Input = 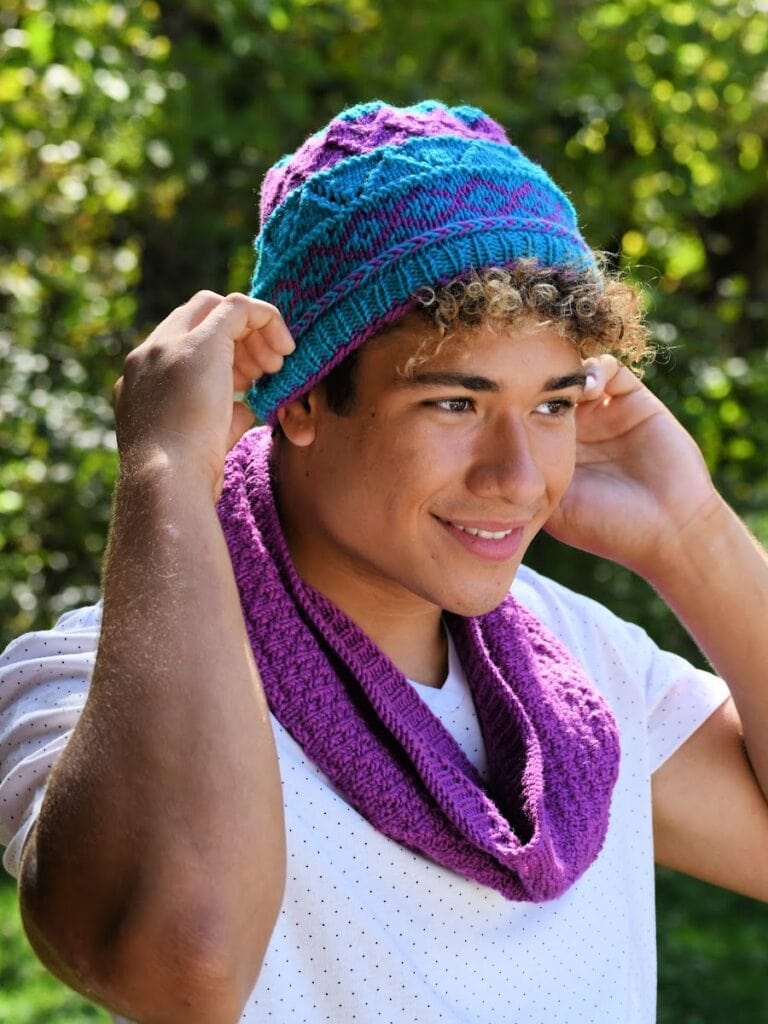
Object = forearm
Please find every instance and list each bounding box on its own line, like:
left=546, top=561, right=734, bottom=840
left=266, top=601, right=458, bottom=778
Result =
left=20, top=458, right=285, bottom=1023
left=647, top=494, right=768, bottom=797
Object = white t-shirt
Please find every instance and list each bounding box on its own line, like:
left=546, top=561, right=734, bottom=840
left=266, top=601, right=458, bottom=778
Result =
left=0, top=565, right=728, bottom=1024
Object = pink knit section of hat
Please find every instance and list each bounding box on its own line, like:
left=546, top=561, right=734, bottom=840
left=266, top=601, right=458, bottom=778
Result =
left=259, top=100, right=511, bottom=225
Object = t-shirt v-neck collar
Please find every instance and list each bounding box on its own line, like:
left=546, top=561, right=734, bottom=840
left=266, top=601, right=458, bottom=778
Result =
left=406, top=630, right=468, bottom=716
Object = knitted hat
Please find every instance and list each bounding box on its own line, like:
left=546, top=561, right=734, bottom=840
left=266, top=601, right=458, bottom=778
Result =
left=246, top=99, right=596, bottom=421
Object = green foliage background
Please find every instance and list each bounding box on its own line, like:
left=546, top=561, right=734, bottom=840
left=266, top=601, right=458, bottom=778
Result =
left=1, top=0, right=767, bottom=1020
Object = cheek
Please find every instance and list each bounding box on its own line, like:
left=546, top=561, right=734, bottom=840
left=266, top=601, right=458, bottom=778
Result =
left=314, top=429, right=411, bottom=526
left=540, top=429, right=577, bottom=501
left=366, top=433, right=456, bottom=525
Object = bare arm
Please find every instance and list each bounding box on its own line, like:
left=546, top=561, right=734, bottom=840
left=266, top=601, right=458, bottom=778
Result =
left=546, top=357, right=768, bottom=899
left=19, top=292, right=295, bottom=1023
left=648, top=499, right=768, bottom=899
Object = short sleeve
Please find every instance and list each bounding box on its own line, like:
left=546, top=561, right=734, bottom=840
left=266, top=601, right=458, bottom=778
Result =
left=0, top=604, right=101, bottom=878
left=643, top=644, right=729, bottom=772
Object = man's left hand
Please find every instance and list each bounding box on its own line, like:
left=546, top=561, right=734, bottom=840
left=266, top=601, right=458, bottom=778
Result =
left=545, top=355, right=719, bottom=580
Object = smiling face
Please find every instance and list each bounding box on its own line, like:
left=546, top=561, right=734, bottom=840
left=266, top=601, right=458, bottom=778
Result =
left=275, top=316, right=585, bottom=624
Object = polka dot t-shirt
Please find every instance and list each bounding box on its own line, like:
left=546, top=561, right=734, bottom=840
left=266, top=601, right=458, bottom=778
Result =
left=0, top=565, right=728, bottom=1024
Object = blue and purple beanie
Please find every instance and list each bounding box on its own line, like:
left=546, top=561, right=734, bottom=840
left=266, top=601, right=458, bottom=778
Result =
left=246, top=100, right=596, bottom=421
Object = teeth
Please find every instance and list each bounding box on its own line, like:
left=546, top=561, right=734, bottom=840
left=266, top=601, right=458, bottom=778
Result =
left=452, top=523, right=513, bottom=540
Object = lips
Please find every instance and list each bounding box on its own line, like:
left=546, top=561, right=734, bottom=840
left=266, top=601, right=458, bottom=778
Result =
left=435, top=516, right=527, bottom=563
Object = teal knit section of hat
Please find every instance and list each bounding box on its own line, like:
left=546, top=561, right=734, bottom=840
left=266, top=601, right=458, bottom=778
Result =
left=246, top=100, right=596, bottom=421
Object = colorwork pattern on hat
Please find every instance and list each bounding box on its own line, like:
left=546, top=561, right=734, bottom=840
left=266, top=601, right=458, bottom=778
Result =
left=247, top=100, right=596, bottom=421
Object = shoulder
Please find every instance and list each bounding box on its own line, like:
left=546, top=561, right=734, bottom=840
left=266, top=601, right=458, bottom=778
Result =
left=512, top=564, right=729, bottom=769
left=1, top=602, right=101, bottom=729
left=1, top=603, right=101, bottom=877
left=511, top=563, right=650, bottom=660
left=1, top=602, right=102, bottom=677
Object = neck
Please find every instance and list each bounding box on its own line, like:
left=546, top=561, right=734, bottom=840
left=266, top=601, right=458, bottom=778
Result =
left=287, top=529, right=448, bottom=686
left=275, top=462, right=447, bottom=688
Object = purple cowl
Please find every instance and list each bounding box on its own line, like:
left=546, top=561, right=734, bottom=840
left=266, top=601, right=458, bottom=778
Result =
left=217, top=428, right=621, bottom=902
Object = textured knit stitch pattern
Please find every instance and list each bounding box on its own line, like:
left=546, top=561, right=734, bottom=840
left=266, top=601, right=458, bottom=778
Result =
left=246, top=100, right=598, bottom=421
left=217, top=427, right=621, bottom=901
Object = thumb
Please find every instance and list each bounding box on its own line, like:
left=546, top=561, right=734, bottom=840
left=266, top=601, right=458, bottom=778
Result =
left=227, top=401, right=257, bottom=451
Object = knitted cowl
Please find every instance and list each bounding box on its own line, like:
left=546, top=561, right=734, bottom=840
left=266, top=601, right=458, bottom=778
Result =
left=246, top=100, right=598, bottom=421
left=217, top=427, right=621, bottom=902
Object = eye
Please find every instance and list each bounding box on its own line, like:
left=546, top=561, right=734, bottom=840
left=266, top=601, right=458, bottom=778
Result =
left=431, top=397, right=475, bottom=414
left=535, top=398, right=575, bottom=417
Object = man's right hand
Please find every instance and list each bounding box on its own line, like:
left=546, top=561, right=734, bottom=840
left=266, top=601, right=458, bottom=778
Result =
left=112, top=291, right=295, bottom=499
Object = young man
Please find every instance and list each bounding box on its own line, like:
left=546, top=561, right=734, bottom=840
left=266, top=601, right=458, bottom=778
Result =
left=2, top=101, right=768, bottom=1024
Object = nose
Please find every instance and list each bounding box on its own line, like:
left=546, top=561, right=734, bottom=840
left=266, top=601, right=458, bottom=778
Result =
left=464, top=416, right=547, bottom=508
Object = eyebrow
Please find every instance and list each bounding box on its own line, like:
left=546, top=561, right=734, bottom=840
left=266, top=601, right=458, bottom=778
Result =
left=543, top=372, right=588, bottom=391
left=398, top=370, right=588, bottom=392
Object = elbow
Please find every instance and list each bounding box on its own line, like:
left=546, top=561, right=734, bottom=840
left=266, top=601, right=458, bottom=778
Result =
left=96, top=905, right=277, bottom=1024
left=20, top=848, right=285, bottom=1024
left=101, top=920, right=268, bottom=1024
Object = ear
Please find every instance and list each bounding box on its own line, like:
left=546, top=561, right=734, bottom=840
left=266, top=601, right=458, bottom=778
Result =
left=276, top=392, right=318, bottom=448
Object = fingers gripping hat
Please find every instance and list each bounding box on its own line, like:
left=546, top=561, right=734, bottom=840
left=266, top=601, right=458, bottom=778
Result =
left=246, top=99, right=596, bottom=421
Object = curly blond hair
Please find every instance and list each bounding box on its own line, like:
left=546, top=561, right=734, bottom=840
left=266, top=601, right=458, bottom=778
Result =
left=322, top=259, right=650, bottom=414
left=405, top=259, right=649, bottom=371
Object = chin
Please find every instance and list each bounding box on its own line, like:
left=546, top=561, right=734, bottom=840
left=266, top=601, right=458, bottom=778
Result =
left=432, top=579, right=517, bottom=619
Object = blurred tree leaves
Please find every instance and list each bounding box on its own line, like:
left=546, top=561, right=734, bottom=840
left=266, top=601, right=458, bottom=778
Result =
left=1, top=0, right=173, bottom=640
left=1, top=0, right=766, bottom=658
